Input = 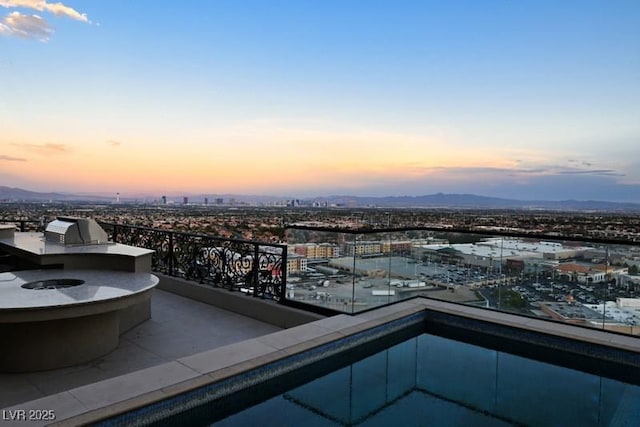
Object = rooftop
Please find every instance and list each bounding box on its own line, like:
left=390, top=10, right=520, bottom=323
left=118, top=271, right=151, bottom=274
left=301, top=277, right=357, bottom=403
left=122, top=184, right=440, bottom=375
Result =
left=1, top=223, right=639, bottom=424
left=2, top=294, right=639, bottom=426
left=0, top=288, right=282, bottom=409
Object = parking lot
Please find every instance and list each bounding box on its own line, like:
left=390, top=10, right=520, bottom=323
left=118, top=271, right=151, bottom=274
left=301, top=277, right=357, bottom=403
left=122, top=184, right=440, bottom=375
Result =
left=289, top=255, right=638, bottom=313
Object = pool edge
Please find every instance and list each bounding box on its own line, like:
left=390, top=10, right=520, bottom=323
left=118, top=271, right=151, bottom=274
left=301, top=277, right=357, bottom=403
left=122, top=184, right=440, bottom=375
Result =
left=15, top=297, right=640, bottom=426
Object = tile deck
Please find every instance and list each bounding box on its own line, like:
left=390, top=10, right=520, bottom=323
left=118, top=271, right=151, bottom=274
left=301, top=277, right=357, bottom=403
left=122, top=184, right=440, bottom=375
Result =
left=0, top=289, right=282, bottom=409
left=2, top=292, right=638, bottom=427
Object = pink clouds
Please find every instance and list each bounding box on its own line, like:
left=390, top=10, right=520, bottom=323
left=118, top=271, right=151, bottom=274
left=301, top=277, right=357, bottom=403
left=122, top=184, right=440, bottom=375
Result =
left=0, top=0, right=89, bottom=41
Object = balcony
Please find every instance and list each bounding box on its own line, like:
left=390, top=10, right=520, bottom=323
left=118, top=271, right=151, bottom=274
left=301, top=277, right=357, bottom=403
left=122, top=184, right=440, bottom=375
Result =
left=0, top=222, right=317, bottom=409
left=0, top=221, right=638, bottom=425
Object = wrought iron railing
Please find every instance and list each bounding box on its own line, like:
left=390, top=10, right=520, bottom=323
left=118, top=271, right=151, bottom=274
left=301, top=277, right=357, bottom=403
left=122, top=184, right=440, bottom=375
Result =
left=101, top=223, right=287, bottom=301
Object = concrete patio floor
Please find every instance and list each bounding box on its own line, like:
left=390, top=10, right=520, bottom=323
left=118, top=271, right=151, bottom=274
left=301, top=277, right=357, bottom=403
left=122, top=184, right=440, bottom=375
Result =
left=0, top=289, right=282, bottom=408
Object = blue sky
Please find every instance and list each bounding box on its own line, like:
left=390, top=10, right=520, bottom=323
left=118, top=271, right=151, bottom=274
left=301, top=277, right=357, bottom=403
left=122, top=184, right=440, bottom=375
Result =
left=1, top=1, right=639, bottom=201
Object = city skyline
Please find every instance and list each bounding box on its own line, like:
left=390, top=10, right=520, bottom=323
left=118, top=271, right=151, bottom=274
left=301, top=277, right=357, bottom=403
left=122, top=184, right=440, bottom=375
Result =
left=1, top=1, right=639, bottom=202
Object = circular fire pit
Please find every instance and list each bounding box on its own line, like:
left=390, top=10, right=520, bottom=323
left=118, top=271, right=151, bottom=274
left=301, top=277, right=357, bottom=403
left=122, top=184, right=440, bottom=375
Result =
left=21, top=278, right=85, bottom=290
left=0, top=269, right=158, bottom=372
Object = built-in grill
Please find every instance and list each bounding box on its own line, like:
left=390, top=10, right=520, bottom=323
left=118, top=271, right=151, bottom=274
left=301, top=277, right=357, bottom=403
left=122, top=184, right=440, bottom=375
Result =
left=45, top=216, right=109, bottom=245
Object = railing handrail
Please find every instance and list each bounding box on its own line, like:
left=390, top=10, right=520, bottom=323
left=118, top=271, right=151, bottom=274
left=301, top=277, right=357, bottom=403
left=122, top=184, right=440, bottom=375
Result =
left=3, top=218, right=637, bottom=246
left=100, top=221, right=288, bottom=250
left=284, top=224, right=640, bottom=246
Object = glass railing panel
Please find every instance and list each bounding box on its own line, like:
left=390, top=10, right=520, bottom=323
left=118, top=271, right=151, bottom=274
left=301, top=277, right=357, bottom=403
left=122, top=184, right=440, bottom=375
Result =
left=353, top=230, right=435, bottom=311
left=285, top=225, right=640, bottom=337
left=350, top=231, right=395, bottom=313
left=284, top=228, right=357, bottom=313
left=393, top=230, right=496, bottom=310
left=587, top=242, right=639, bottom=335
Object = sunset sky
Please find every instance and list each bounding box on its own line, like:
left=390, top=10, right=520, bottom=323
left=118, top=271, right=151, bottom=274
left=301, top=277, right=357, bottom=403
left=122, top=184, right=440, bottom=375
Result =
left=1, top=1, right=639, bottom=201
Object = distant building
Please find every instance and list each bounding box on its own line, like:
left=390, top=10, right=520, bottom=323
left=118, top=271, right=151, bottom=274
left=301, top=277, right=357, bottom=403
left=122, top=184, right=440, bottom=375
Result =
left=555, top=262, right=626, bottom=284
left=342, top=239, right=435, bottom=258
left=342, top=241, right=382, bottom=257
left=540, top=297, right=640, bottom=335
left=583, top=299, right=640, bottom=335
left=291, top=243, right=340, bottom=259
left=161, top=195, right=167, bottom=205
left=539, top=301, right=603, bottom=325
left=287, top=254, right=307, bottom=273
left=414, top=237, right=592, bottom=273
left=204, top=198, right=208, bottom=205
left=617, top=274, right=640, bottom=291
left=183, top=197, right=188, bottom=205
left=381, top=240, right=414, bottom=254
left=215, top=198, right=224, bottom=205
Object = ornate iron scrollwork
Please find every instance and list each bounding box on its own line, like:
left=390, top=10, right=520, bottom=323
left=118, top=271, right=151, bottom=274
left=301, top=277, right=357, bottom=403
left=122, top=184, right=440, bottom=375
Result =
left=104, top=223, right=286, bottom=301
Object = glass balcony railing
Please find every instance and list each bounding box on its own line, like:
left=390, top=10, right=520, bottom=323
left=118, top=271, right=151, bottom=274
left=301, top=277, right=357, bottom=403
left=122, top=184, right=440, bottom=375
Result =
left=285, top=226, right=640, bottom=336
left=3, top=218, right=638, bottom=337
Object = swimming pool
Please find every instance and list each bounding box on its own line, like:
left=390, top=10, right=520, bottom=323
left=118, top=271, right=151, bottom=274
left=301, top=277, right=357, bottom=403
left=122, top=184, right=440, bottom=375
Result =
left=187, top=331, right=636, bottom=427
left=90, top=300, right=639, bottom=427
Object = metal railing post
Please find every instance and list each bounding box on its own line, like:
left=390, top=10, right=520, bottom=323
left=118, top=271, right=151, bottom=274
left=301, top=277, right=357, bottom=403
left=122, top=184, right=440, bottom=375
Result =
left=168, top=231, right=174, bottom=276
left=252, top=244, right=260, bottom=297
left=280, top=249, right=287, bottom=302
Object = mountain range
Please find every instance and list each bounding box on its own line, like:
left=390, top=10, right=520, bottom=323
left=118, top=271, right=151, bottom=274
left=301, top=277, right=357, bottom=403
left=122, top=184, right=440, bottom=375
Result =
left=1, top=186, right=639, bottom=211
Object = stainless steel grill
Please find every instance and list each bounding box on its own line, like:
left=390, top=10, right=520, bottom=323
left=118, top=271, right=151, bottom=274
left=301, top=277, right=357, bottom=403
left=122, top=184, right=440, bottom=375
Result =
left=45, top=217, right=109, bottom=245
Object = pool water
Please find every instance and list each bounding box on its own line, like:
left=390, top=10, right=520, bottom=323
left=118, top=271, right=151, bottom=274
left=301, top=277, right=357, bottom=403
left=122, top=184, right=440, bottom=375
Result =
left=211, top=333, right=639, bottom=427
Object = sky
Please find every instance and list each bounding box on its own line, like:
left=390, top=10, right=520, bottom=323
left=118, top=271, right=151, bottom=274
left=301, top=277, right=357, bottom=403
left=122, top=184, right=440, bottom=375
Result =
left=1, top=1, right=639, bottom=202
